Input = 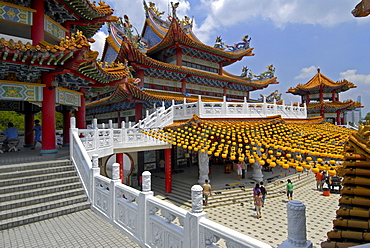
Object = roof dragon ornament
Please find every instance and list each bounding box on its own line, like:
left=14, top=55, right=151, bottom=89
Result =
left=226, top=35, right=251, bottom=51
left=254, top=64, right=275, bottom=80
left=240, top=66, right=253, bottom=79
left=148, top=2, right=165, bottom=17
left=260, top=90, right=282, bottom=102
left=214, top=36, right=226, bottom=50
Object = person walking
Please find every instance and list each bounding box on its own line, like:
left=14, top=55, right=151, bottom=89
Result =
left=202, top=179, right=212, bottom=206
left=260, top=181, right=267, bottom=207
left=254, top=192, right=263, bottom=219
left=286, top=179, right=293, bottom=201
left=29, top=120, right=42, bottom=149
left=237, top=161, right=243, bottom=180
left=315, top=171, right=324, bottom=191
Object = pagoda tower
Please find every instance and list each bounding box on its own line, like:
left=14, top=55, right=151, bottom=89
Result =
left=287, top=68, right=362, bottom=125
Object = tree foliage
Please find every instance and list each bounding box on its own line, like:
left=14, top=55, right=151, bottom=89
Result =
left=0, top=111, right=64, bottom=132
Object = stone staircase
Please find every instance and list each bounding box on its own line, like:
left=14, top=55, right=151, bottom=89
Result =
left=0, top=159, right=90, bottom=230
left=151, top=171, right=315, bottom=210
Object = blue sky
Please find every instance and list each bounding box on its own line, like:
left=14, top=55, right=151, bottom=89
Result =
left=92, top=0, right=370, bottom=118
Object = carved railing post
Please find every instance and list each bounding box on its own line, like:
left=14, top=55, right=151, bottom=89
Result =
left=278, top=200, right=312, bottom=248
left=137, top=171, right=153, bottom=247
left=90, top=154, right=100, bottom=204
left=109, top=163, right=120, bottom=220
left=184, top=185, right=207, bottom=248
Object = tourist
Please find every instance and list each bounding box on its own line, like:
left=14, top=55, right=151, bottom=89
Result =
left=260, top=181, right=267, bottom=207
left=29, top=120, right=42, bottom=149
left=1, top=122, right=19, bottom=151
left=241, top=160, right=247, bottom=179
left=254, top=191, right=263, bottom=219
left=286, top=179, right=293, bottom=201
left=315, top=171, right=324, bottom=191
left=237, top=161, right=243, bottom=180
left=202, top=179, right=212, bottom=206
left=253, top=183, right=261, bottom=199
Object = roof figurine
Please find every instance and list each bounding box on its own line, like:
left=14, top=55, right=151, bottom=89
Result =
left=148, top=1, right=165, bottom=17
left=226, top=35, right=251, bottom=51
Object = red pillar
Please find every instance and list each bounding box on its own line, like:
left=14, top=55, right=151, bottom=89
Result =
left=319, top=87, right=323, bottom=102
left=332, top=91, right=335, bottom=102
left=63, top=111, right=71, bottom=146
left=135, top=103, right=143, bottom=123
left=218, top=62, right=223, bottom=75
left=41, top=73, right=57, bottom=155
left=176, top=46, right=182, bottom=66
left=24, top=113, right=34, bottom=147
left=165, top=148, right=172, bottom=193
left=223, top=86, right=227, bottom=97
left=181, top=78, right=186, bottom=93
left=341, top=116, right=345, bottom=125
left=76, top=88, right=86, bottom=129
left=137, top=69, right=144, bottom=87
left=116, top=153, right=124, bottom=184
left=336, top=110, right=341, bottom=125
left=31, top=0, right=45, bottom=45
left=117, top=111, right=122, bottom=128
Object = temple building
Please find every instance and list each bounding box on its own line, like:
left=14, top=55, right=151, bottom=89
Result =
left=0, top=0, right=128, bottom=154
left=287, top=68, right=363, bottom=125
left=88, top=1, right=278, bottom=124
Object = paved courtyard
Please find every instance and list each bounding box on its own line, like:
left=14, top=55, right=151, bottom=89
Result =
left=204, top=179, right=340, bottom=248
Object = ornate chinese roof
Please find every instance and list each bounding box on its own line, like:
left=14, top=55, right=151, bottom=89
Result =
left=0, top=32, right=129, bottom=89
left=53, top=0, right=119, bottom=38
left=116, top=35, right=278, bottom=91
left=322, top=123, right=370, bottom=248
left=306, top=100, right=363, bottom=113
left=86, top=80, right=224, bottom=110
left=287, top=68, right=356, bottom=95
left=144, top=11, right=254, bottom=66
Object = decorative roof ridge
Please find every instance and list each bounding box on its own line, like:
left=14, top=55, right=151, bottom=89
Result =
left=146, top=12, right=254, bottom=60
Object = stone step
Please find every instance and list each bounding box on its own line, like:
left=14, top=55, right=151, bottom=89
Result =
left=0, top=165, right=75, bottom=180
left=0, top=188, right=87, bottom=211
left=0, top=182, right=83, bottom=202
left=0, top=170, right=78, bottom=187
left=0, top=158, right=90, bottom=230
left=0, top=195, right=88, bottom=221
left=0, top=201, right=90, bottom=231
left=0, top=176, right=80, bottom=194
left=0, top=159, right=72, bottom=173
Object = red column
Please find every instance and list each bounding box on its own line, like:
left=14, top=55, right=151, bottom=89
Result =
left=218, top=62, right=223, bottom=75
left=165, top=148, right=172, bottom=193
left=336, top=110, right=340, bottom=125
left=176, top=47, right=182, bottom=66
left=116, top=153, right=124, bottom=184
left=341, top=116, right=345, bottom=125
left=137, top=69, right=144, bottom=87
left=319, top=87, right=323, bottom=102
left=24, top=113, right=34, bottom=147
left=332, top=91, right=335, bottom=102
left=63, top=111, right=71, bottom=146
left=31, top=0, right=45, bottom=45
left=181, top=78, right=186, bottom=93
left=76, top=88, right=86, bottom=129
left=41, top=73, right=57, bottom=155
left=135, top=103, right=143, bottom=123
left=223, top=86, right=227, bottom=97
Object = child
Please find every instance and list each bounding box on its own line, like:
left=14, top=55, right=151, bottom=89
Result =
left=254, top=192, right=263, bottom=219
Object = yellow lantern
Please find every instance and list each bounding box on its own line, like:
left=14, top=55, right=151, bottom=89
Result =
left=286, top=153, right=292, bottom=158
left=282, top=163, right=289, bottom=169
left=270, top=162, right=276, bottom=167
left=259, top=160, right=265, bottom=166
left=328, top=169, right=336, bottom=176
left=317, top=158, right=323, bottom=163
left=329, top=160, right=336, bottom=165
left=276, top=152, right=282, bottom=157
left=222, top=153, right=227, bottom=158
left=296, top=166, right=304, bottom=172
left=312, top=167, right=319, bottom=174
left=306, top=157, right=312, bottom=161
left=249, top=158, right=255, bottom=164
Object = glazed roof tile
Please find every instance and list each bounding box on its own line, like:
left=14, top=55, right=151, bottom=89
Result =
left=0, top=32, right=128, bottom=85
left=86, top=82, right=224, bottom=110
left=145, top=16, right=254, bottom=63
left=287, top=69, right=356, bottom=95
left=306, top=100, right=363, bottom=112
left=117, top=36, right=278, bottom=90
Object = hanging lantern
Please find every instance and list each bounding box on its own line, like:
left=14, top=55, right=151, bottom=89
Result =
left=249, top=158, right=255, bottom=164
left=270, top=162, right=276, bottom=167
left=296, top=166, right=304, bottom=172
left=329, top=160, right=336, bottom=165
left=312, top=167, right=319, bottom=174
left=282, top=163, right=289, bottom=169
left=317, top=158, right=323, bottom=163
left=306, top=157, right=312, bottom=161
left=328, top=169, right=336, bottom=176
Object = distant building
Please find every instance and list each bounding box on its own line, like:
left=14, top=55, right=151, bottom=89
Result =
left=345, top=95, right=363, bottom=124
left=287, top=68, right=363, bottom=125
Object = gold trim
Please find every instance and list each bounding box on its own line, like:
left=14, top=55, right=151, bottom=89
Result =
left=0, top=1, right=36, bottom=12
left=56, top=87, right=83, bottom=95
left=44, top=15, right=68, bottom=32
left=0, top=80, right=44, bottom=87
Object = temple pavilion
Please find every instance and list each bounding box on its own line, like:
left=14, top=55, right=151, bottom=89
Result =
left=287, top=68, right=363, bottom=125
left=87, top=1, right=279, bottom=124
left=0, top=0, right=128, bottom=154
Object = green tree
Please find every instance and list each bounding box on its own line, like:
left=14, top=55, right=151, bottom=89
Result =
left=365, top=112, right=370, bottom=121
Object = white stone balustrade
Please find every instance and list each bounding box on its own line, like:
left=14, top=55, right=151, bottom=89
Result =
left=70, top=117, right=314, bottom=248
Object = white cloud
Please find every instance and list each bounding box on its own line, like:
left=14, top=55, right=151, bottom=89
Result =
left=90, top=31, right=107, bottom=59
left=294, top=66, right=318, bottom=80
left=339, top=69, right=370, bottom=85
